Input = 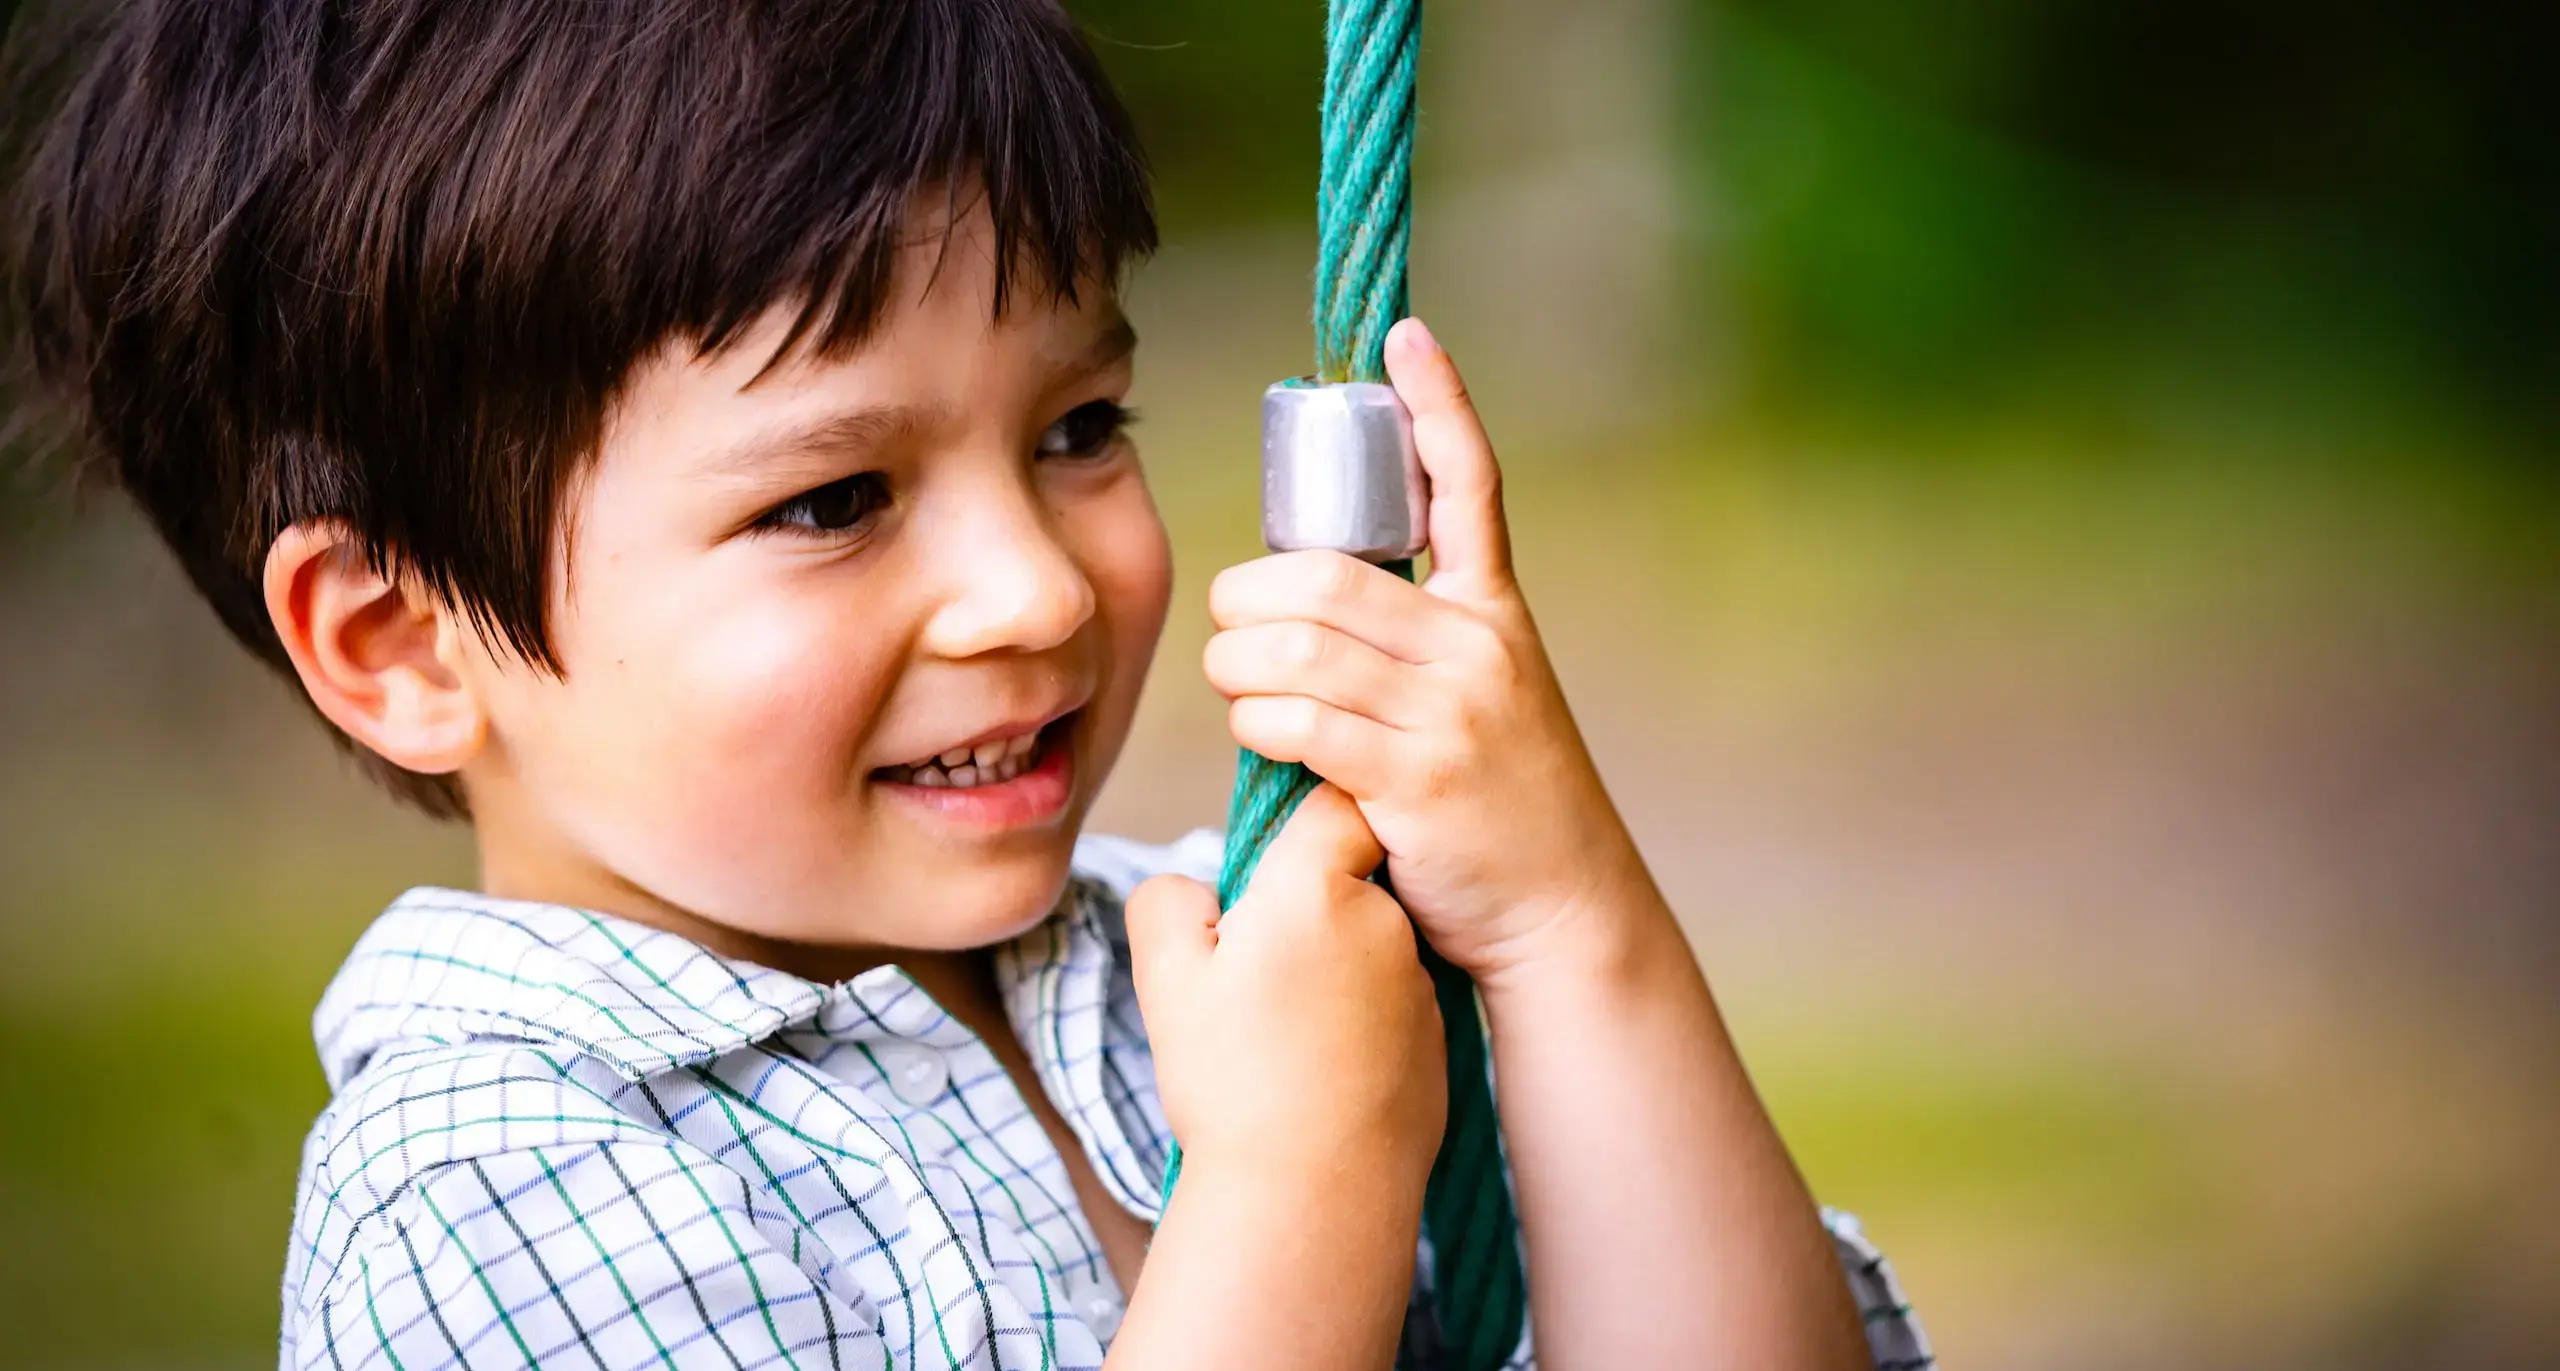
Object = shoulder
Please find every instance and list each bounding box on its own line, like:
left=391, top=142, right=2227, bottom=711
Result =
left=285, top=1038, right=664, bottom=1294
left=301, top=1038, right=657, bottom=1209
left=280, top=1048, right=879, bottom=1371
left=285, top=887, right=833, bottom=1294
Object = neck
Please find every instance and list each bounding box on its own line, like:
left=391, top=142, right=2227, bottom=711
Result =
left=463, top=760, right=1051, bottom=1017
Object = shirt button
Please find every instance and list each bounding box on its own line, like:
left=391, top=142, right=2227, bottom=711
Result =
left=1083, top=1293, right=1123, bottom=1340
left=876, top=1044, right=949, bottom=1105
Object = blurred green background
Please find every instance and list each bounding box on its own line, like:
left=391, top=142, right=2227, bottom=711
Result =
left=4, top=1, right=2556, bottom=1367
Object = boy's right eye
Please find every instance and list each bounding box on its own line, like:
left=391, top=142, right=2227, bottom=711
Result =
left=755, top=471, right=890, bottom=537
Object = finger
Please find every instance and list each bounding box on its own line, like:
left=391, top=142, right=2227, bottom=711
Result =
left=1256, top=781, right=1386, bottom=885
left=1384, top=317, right=1514, bottom=596
left=1124, top=873, right=1220, bottom=1009
left=1202, top=623, right=1420, bottom=727
left=1229, top=695, right=1403, bottom=800
left=1209, top=550, right=1477, bottom=663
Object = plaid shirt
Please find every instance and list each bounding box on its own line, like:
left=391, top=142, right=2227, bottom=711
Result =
left=282, top=831, right=1931, bottom=1371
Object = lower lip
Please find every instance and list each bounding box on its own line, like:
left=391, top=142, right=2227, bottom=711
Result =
left=876, top=727, right=1076, bottom=828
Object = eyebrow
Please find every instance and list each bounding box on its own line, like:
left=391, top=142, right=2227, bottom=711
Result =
left=1080, top=314, right=1139, bottom=373
left=697, top=405, right=933, bottom=487
left=696, top=314, right=1137, bottom=486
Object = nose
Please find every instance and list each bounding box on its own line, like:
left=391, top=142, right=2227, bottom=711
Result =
left=917, top=477, right=1097, bottom=660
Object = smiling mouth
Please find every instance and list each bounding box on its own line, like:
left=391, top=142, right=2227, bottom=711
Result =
left=874, top=713, right=1073, bottom=789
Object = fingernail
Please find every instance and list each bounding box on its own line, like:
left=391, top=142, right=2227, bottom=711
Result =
left=1402, top=316, right=1441, bottom=357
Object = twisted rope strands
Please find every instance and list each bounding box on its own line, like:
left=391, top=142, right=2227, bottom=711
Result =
left=1315, top=0, right=1416, bottom=383
left=1160, top=3, right=1528, bottom=1366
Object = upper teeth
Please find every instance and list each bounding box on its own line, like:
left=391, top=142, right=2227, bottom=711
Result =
left=895, top=730, right=1041, bottom=788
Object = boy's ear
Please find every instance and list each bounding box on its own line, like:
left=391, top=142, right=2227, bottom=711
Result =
left=263, top=523, right=486, bottom=777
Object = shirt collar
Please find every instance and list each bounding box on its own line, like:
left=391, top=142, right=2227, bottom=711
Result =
left=310, top=873, right=1116, bottom=1093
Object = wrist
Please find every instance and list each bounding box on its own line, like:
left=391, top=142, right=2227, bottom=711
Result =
left=1466, top=855, right=1681, bottom=996
left=1178, top=1114, right=1438, bottom=1205
left=1125, top=1140, right=1425, bottom=1371
left=1163, top=1140, right=1432, bottom=1283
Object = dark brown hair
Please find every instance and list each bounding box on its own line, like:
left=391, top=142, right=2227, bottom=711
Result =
left=2, top=0, right=1155, bottom=816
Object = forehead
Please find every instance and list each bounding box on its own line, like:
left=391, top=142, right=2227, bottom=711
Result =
left=730, top=196, right=1129, bottom=388
left=595, top=210, right=1133, bottom=483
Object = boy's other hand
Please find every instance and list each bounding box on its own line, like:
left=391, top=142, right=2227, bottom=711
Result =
left=1125, top=784, right=1446, bottom=1185
left=1204, top=317, right=1656, bottom=986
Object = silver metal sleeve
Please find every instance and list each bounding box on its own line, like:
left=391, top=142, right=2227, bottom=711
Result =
left=1259, top=379, right=1428, bottom=561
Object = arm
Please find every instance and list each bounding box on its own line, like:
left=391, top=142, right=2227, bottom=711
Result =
left=1108, top=1141, right=1425, bottom=1369
left=1480, top=862, right=1871, bottom=1370
left=1201, top=317, right=1890, bottom=1369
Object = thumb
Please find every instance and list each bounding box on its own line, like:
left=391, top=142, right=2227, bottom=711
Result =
left=1384, top=316, right=1514, bottom=598
left=1255, top=782, right=1387, bottom=889
left=1124, top=873, right=1220, bottom=1011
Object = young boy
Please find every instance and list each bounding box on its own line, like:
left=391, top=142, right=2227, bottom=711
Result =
left=8, top=2, right=1928, bottom=1368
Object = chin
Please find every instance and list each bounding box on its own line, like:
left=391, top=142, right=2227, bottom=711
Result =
left=893, top=846, right=1079, bottom=951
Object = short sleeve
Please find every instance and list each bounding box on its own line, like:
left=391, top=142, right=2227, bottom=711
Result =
left=289, top=1139, right=890, bottom=1371
left=1824, top=1207, right=1933, bottom=1370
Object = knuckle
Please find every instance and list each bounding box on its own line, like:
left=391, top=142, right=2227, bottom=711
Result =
left=1131, top=871, right=1204, bottom=914
left=1278, top=696, right=1324, bottom=745
left=1460, top=628, right=1524, bottom=697
left=1126, top=872, right=1172, bottom=916
left=1236, top=692, right=1276, bottom=730
left=1207, top=564, right=1248, bottom=620
left=1279, top=622, right=1328, bottom=671
left=1299, top=780, right=1354, bottom=825
left=1459, top=617, right=1513, bottom=672
left=1415, top=741, right=1469, bottom=802
left=1261, top=827, right=1321, bottom=879
left=1200, top=632, right=1236, bottom=681
left=1257, top=866, right=1323, bottom=920
left=1450, top=674, right=1507, bottom=731
left=1315, top=551, right=1366, bottom=605
left=1440, top=368, right=1472, bottom=408
left=1333, top=880, right=1403, bottom=937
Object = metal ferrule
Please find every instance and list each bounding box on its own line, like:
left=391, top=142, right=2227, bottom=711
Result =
left=1260, top=379, right=1428, bottom=562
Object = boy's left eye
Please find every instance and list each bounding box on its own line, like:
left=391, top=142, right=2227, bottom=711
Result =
left=1037, top=399, right=1133, bottom=460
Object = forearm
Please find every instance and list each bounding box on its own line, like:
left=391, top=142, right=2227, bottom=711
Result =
left=1480, top=873, right=1869, bottom=1371
left=1107, top=1152, right=1424, bottom=1371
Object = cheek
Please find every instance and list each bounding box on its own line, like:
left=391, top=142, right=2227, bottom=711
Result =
left=548, top=563, right=903, bottom=815
left=1081, top=480, right=1174, bottom=662
left=673, top=593, right=896, bottom=770
left=1068, top=478, right=1173, bottom=792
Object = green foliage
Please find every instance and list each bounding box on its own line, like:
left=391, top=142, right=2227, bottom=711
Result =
left=0, top=981, right=328, bottom=1366
left=1675, top=3, right=2556, bottom=445
left=1069, top=0, right=1325, bottom=233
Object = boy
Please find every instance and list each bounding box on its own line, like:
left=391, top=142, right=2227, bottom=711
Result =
left=6, top=1, right=1928, bottom=1368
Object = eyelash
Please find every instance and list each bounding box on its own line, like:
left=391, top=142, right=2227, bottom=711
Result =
left=1039, top=399, right=1136, bottom=461
left=751, top=400, right=1133, bottom=539
left=755, top=471, right=890, bottom=537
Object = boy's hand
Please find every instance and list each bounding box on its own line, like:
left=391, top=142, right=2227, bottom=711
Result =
left=1112, top=787, right=1448, bottom=1369
left=1197, top=321, right=1879, bottom=1371
left=1204, top=318, right=1653, bottom=985
left=1125, top=783, right=1446, bottom=1183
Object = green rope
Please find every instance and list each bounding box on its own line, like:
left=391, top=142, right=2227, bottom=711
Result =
left=1155, top=3, right=1528, bottom=1365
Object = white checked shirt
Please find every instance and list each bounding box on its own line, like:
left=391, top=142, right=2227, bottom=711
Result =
left=281, top=831, right=1931, bottom=1371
